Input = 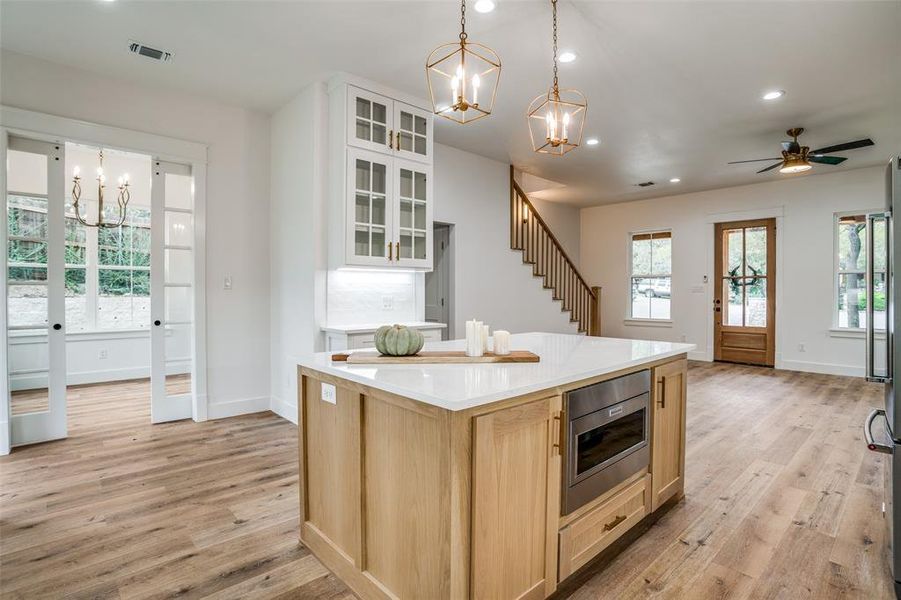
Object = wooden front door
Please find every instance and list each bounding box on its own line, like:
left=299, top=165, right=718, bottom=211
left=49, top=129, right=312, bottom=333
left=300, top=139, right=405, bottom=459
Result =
left=714, top=218, right=776, bottom=366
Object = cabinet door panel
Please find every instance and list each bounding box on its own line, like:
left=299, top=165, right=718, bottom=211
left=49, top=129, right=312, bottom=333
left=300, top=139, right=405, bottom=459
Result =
left=393, top=101, right=433, bottom=163
left=346, top=148, right=394, bottom=266
left=347, top=86, right=393, bottom=154
left=393, top=159, right=432, bottom=269
left=651, top=359, right=687, bottom=511
left=472, top=396, right=562, bottom=600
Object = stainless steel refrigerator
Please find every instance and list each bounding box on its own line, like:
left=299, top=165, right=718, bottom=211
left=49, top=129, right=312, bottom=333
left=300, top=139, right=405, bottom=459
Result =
left=865, top=154, right=901, bottom=598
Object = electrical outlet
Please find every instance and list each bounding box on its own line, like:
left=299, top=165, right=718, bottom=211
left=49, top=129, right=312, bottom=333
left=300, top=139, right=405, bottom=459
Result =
left=382, top=295, right=394, bottom=310
left=321, top=383, right=337, bottom=405
left=98, top=349, right=108, bottom=359
left=798, top=343, right=806, bottom=352
left=224, top=276, right=233, bottom=290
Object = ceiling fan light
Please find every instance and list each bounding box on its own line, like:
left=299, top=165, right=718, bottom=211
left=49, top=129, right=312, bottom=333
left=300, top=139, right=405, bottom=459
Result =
left=779, top=156, right=812, bottom=174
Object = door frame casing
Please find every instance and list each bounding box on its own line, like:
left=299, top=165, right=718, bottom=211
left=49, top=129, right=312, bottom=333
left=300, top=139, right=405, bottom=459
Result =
left=0, top=106, right=209, bottom=454
left=704, top=206, right=784, bottom=367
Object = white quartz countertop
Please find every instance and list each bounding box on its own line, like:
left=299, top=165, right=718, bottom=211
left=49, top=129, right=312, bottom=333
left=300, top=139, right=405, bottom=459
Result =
left=321, top=322, right=447, bottom=334
left=298, top=332, right=695, bottom=411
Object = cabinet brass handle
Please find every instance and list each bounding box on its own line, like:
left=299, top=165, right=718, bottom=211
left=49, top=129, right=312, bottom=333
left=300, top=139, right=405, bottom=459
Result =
left=658, top=377, right=666, bottom=408
left=395, top=241, right=400, bottom=260
left=396, top=131, right=401, bottom=150
left=387, top=242, right=393, bottom=261
left=603, top=514, right=627, bottom=532
left=552, top=413, right=562, bottom=455
left=388, top=129, right=393, bottom=150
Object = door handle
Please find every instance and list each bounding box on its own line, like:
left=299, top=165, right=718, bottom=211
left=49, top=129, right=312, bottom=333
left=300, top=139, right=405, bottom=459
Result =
left=395, top=241, right=400, bottom=260
left=657, top=377, right=666, bottom=408
left=387, top=242, right=393, bottom=261
left=388, top=129, right=393, bottom=150
left=52, top=323, right=62, bottom=331
left=603, top=514, right=627, bottom=531
left=154, top=320, right=162, bottom=326
left=864, top=408, right=892, bottom=454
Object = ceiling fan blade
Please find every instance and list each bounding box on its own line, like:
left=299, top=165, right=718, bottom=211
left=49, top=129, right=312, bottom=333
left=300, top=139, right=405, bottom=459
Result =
left=809, top=155, right=847, bottom=165
left=810, top=138, right=874, bottom=155
left=728, top=158, right=782, bottom=164
left=757, top=162, right=783, bottom=174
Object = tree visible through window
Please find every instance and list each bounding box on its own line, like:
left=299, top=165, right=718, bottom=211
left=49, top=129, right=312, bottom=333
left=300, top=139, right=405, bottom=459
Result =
left=836, top=214, right=885, bottom=329
left=630, top=231, right=672, bottom=319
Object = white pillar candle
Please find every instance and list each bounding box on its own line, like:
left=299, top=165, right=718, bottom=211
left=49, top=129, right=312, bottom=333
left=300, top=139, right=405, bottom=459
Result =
left=494, top=330, right=511, bottom=355
left=481, top=325, right=490, bottom=353
left=466, top=319, right=483, bottom=357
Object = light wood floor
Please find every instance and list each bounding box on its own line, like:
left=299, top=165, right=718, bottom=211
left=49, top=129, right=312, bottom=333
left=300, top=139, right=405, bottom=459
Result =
left=0, top=362, right=893, bottom=599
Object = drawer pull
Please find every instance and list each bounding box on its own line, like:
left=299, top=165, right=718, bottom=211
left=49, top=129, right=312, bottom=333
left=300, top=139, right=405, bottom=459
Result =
left=603, top=514, right=627, bottom=532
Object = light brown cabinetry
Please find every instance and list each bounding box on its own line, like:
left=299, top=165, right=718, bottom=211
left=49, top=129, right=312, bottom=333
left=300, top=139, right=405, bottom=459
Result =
left=650, top=358, right=688, bottom=511
left=472, top=397, right=562, bottom=600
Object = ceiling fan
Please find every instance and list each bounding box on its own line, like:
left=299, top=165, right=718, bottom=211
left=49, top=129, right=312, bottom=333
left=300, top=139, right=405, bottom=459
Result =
left=728, top=127, right=874, bottom=174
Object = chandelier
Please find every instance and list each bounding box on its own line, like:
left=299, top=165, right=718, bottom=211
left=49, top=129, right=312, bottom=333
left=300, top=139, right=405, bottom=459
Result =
left=426, top=0, right=501, bottom=124
left=527, top=0, right=587, bottom=155
left=71, top=149, right=131, bottom=228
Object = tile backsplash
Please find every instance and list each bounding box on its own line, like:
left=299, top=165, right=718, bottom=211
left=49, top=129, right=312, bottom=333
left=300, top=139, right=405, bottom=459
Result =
left=327, top=270, right=418, bottom=326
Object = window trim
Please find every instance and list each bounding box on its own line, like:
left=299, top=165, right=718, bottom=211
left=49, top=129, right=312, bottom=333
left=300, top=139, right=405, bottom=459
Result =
left=628, top=229, right=673, bottom=321
left=833, top=209, right=883, bottom=331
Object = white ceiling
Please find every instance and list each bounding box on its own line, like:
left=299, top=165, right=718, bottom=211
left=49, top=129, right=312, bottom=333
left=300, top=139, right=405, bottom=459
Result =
left=1, top=1, right=899, bottom=207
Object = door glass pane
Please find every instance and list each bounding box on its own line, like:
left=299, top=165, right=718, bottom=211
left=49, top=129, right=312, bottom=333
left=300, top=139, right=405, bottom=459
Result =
left=9, top=339, right=49, bottom=415
left=165, top=285, right=192, bottom=323
left=355, top=159, right=370, bottom=191
left=356, top=119, right=371, bottom=142
left=415, top=136, right=427, bottom=156
left=165, top=212, right=192, bottom=246
left=400, top=199, right=412, bottom=228
left=8, top=282, right=48, bottom=328
left=745, top=227, right=767, bottom=276
left=724, top=279, right=743, bottom=326
left=371, top=227, right=386, bottom=257
left=414, top=203, right=426, bottom=230
left=164, top=173, right=192, bottom=210
left=355, top=225, right=370, bottom=256
left=414, top=172, right=427, bottom=201
left=414, top=231, right=426, bottom=260
left=372, top=163, right=386, bottom=194
left=356, top=97, right=371, bottom=119
left=399, top=132, right=413, bottom=152
left=414, top=115, right=427, bottom=135
left=372, top=123, right=386, bottom=145
left=65, top=267, right=88, bottom=332
left=372, top=102, right=386, bottom=125
left=726, top=228, right=743, bottom=276
left=400, top=169, right=413, bottom=198
left=401, top=111, right=413, bottom=131
left=400, top=231, right=412, bottom=259
left=165, top=248, right=192, bottom=285
left=745, top=277, right=767, bottom=327
left=355, top=194, right=370, bottom=223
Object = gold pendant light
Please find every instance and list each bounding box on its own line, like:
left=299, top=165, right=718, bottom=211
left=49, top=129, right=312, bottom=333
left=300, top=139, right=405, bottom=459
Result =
left=426, top=0, right=501, bottom=124
left=527, top=0, right=587, bottom=155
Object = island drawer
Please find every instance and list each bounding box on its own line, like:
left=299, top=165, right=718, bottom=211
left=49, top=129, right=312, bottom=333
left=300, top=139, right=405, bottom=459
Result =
left=558, top=474, right=650, bottom=579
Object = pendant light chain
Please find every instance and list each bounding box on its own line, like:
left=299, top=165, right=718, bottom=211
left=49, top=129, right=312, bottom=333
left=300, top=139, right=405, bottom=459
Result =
left=551, top=0, right=558, bottom=93
left=459, top=0, right=467, bottom=41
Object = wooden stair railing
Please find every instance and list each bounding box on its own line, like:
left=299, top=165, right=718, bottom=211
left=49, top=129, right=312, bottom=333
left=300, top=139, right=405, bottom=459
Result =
left=510, top=167, right=602, bottom=335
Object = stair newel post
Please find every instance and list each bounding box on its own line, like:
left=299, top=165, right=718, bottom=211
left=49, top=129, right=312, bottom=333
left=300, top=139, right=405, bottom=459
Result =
left=589, top=286, right=602, bottom=336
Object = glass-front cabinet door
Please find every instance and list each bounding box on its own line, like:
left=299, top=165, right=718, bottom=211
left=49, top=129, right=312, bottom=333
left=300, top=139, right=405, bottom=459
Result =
left=347, top=148, right=393, bottom=266
left=347, top=86, right=392, bottom=155
left=393, top=102, right=432, bottom=163
left=394, top=160, right=432, bottom=269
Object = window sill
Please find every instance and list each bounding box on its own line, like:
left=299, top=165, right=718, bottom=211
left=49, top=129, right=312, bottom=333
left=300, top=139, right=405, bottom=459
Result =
left=829, top=328, right=885, bottom=340
left=623, top=318, right=674, bottom=328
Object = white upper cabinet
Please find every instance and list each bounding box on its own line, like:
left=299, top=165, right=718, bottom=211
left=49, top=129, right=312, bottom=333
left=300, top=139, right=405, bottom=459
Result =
left=332, top=81, right=434, bottom=271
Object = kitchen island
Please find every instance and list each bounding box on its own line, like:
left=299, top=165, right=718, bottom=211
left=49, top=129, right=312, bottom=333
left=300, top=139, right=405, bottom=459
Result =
left=297, top=332, right=694, bottom=600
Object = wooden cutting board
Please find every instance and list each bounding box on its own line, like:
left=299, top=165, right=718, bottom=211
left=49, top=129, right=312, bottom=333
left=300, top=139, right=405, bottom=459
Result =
left=331, top=350, right=540, bottom=364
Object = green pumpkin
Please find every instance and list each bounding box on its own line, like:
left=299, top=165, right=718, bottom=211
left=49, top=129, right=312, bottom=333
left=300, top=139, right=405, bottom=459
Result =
left=374, top=324, right=424, bottom=356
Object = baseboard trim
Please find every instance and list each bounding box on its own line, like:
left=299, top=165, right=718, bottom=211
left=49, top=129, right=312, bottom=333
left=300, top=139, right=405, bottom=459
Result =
left=779, top=359, right=863, bottom=378
left=688, top=350, right=709, bottom=362
left=270, top=395, right=298, bottom=425
left=207, top=396, right=270, bottom=420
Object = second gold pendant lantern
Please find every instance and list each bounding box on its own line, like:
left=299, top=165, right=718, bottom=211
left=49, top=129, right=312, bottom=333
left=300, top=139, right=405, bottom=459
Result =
left=426, top=0, right=501, bottom=124
left=527, top=0, right=587, bottom=155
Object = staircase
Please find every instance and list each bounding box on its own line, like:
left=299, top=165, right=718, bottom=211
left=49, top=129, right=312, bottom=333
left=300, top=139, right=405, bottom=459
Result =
left=509, top=167, right=601, bottom=335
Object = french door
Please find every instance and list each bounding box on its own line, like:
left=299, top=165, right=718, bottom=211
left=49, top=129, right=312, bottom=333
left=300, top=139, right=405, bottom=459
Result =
left=6, top=137, right=68, bottom=445
left=713, top=218, right=776, bottom=366
left=150, top=159, right=195, bottom=423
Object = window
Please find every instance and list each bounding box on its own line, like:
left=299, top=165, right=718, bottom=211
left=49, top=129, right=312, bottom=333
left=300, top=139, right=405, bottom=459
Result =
left=7, top=197, right=151, bottom=332
left=630, top=231, right=672, bottom=319
left=835, top=213, right=885, bottom=329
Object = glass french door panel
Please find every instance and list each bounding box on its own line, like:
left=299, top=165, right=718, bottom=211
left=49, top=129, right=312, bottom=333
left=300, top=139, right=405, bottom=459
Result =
left=744, top=276, right=767, bottom=327
left=725, top=228, right=744, bottom=277
left=8, top=283, right=48, bottom=328
left=7, top=150, right=48, bottom=195
left=745, top=227, right=767, bottom=276
left=723, top=279, right=744, bottom=326
left=164, top=211, right=192, bottom=246
left=164, top=247, right=193, bottom=285
left=9, top=340, right=49, bottom=415
left=165, top=323, right=192, bottom=397
left=165, top=285, right=192, bottom=323
left=164, top=173, right=192, bottom=210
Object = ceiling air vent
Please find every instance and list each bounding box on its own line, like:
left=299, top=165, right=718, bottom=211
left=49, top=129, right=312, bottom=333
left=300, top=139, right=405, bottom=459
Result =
left=128, top=40, right=173, bottom=63
left=635, top=181, right=655, bottom=187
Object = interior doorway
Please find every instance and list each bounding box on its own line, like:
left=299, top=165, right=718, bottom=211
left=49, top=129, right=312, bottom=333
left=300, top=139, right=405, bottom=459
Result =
left=425, top=222, right=453, bottom=340
left=713, top=218, right=776, bottom=366
left=5, top=137, right=198, bottom=448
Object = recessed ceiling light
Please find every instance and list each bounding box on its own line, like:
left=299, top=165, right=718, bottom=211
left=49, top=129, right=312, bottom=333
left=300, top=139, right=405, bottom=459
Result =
left=586, top=137, right=599, bottom=146
left=669, top=177, right=681, bottom=183
left=474, top=0, right=496, bottom=13
left=559, top=51, right=577, bottom=63
left=762, top=89, right=785, bottom=101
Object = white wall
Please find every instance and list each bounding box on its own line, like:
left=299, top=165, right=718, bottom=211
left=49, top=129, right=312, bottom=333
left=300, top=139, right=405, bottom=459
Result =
left=1, top=50, right=272, bottom=418
left=434, top=143, right=579, bottom=338
left=580, top=166, right=885, bottom=375
left=529, top=196, right=582, bottom=269
left=269, top=83, right=328, bottom=423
